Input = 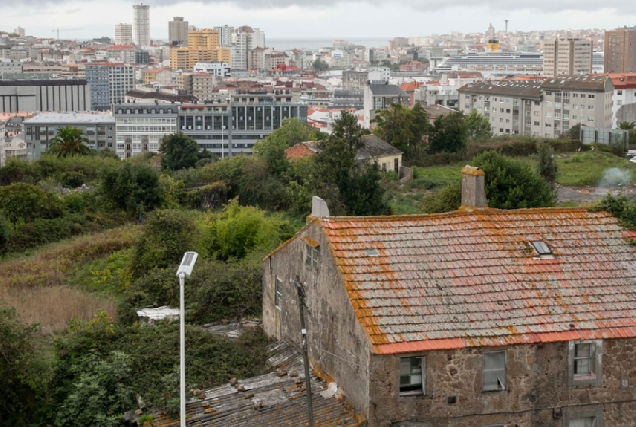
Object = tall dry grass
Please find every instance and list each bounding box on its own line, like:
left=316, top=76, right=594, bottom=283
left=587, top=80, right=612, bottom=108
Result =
left=0, top=225, right=140, bottom=289
left=0, top=286, right=117, bottom=334
left=0, top=225, right=140, bottom=332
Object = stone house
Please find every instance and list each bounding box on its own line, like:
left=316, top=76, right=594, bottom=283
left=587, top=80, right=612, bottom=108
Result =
left=263, top=167, right=636, bottom=427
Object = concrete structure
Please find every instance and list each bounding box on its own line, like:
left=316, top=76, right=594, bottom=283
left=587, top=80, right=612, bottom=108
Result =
left=213, top=25, right=234, bottom=47
left=459, top=76, right=613, bottom=138
left=169, top=17, right=188, bottom=46
left=363, top=83, right=409, bottom=128
left=604, top=26, right=636, bottom=73
left=13, top=27, right=25, bottom=38
left=608, top=73, right=636, bottom=128
left=0, top=59, right=23, bottom=75
left=263, top=167, right=636, bottom=427
left=115, top=23, right=133, bottom=46
left=191, top=73, right=216, bottom=101
left=113, top=103, right=178, bottom=159
left=342, top=71, right=369, bottom=91
left=142, top=68, right=173, bottom=85
left=133, top=3, right=150, bottom=47
left=543, top=38, right=592, bottom=77
left=85, top=63, right=134, bottom=110
left=179, top=97, right=308, bottom=157
left=24, top=112, right=115, bottom=160
left=0, top=80, right=91, bottom=113
left=170, top=29, right=231, bottom=69
left=193, top=62, right=231, bottom=77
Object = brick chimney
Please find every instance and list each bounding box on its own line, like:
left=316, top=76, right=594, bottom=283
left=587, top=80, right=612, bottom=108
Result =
left=461, top=165, right=487, bottom=208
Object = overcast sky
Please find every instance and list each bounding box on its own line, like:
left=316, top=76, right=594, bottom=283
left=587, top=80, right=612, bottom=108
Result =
left=2, top=0, right=634, bottom=41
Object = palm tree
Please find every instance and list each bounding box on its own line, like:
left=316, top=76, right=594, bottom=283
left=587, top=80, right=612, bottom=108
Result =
left=618, top=121, right=635, bottom=130
left=47, top=126, right=91, bottom=158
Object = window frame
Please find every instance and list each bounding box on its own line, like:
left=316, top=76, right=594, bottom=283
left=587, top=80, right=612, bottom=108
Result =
left=274, top=277, right=282, bottom=309
left=568, top=340, right=602, bottom=387
left=483, top=350, right=507, bottom=392
left=563, top=407, right=603, bottom=427
left=399, top=355, right=426, bottom=396
left=305, top=243, right=320, bottom=273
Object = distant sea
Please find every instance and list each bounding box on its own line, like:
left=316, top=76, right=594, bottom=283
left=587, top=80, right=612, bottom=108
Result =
left=266, top=37, right=389, bottom=51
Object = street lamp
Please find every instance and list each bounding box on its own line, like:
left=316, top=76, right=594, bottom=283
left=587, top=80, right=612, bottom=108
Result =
left=176, top=251, right=198, bottom=427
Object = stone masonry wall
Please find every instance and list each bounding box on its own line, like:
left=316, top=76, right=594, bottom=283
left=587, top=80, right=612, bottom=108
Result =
left=263, top=221, right=372, bottom=417
left=368, top=339, right=636, bottom=427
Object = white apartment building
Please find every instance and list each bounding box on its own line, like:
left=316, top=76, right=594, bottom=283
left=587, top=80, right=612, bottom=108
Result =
left=543, top=38, right=592, bottom=77
left=213, top=25, right=234, bottom=47
left=115, top=23, right=133, bottom=45
left=610, top=73, right=636, bottom=127
left=133, top=3, right=150, bottom=46
left=458, top=76, right=614, bottom=138
left=193, top=62, right=231, bottom=77
left=231, top=33, right=249, bottom=71
left=0, top=59, right=23, bottom=75
left=113, top=104, right=178, bottom=159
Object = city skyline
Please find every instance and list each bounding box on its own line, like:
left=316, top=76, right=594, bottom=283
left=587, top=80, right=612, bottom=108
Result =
left=1, top=1, right=634, bottom=42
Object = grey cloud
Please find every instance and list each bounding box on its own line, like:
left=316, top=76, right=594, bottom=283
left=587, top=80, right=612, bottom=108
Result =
left=8, top=0, right=633, bottom=14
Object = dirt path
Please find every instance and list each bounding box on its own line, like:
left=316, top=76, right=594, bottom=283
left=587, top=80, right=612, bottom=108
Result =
left=557, top=185, right=636, bottom=204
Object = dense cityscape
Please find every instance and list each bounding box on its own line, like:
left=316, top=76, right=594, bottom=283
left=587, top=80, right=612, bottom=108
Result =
left=2, top=3, right=636, bottom=427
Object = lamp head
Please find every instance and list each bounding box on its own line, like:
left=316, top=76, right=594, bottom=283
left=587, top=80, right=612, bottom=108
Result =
left=176, top=251, right=198, bottom=277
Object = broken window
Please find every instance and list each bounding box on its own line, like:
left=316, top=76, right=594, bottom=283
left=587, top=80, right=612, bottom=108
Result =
left=274, top=277, right=282, bottom=308
left=483, top=351, right=506, bottom=391
left=569, top=341, right=602, bottom=386
left=400, top=356, right=425, bottom=395
left=305, top=243, right=319, bottom=272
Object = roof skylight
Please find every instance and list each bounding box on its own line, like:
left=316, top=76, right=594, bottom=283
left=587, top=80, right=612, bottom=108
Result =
left=531, top=241, right=551, bottom=255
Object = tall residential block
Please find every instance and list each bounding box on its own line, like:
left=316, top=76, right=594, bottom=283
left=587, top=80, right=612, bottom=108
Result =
left=85, top=63, right=134, bottom=111
left=605, top=26, right=636, bottom=73
left=133, top=3, right=150, bottom=46
left=213, top=25, right=234, bottom=47
left=169, top=29, right=231, bottom=69
left=543, top=38, right=592, bottom=77
left=115, top=23, right=133, bottom=45
left=169, top=17, right=188, bottom=45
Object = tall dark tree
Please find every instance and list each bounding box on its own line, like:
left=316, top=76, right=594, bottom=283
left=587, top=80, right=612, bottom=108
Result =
left=315, top=111, right=390, bottom=216
left=428, top=111, right=468, bottom=154
left=372, top=103, right=430, bottom=160
left=464, top=110, right=493, bottom=140
left=100, top=163, right=163, bottom=215
left=48, top=126, right=91, bottom=158
left=536, top=142, right=558, bottom=188
left=159, top=132, right=200, bottom=171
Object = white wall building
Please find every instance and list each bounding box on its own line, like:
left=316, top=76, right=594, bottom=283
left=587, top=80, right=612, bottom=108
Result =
left=193, top=62, right=231, bottom=77
left=115, top=23, right=133, bottom=45
left=133, top=3, right=150, bottom=46
left=213, top=25, right=234, bottom=47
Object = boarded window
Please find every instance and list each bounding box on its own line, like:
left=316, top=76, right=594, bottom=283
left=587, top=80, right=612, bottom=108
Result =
left=483, top=351, right=506, bottom=391
left=400, top=356, right=425, bottom=395
left=274, top=277, right=282, bottom=308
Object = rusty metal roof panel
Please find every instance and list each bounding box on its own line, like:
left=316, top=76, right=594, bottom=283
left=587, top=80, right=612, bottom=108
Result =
left=317, top=208, right=636, bottom=353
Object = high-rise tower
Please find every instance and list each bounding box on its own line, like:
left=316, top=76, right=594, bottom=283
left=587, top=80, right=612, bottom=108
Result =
left=133, top=3, right=150, bottom=46
left=169, top=17, right=189, bottom=46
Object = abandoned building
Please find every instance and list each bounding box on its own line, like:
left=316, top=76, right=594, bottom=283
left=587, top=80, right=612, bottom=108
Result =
left=263, top=166, right=636, bottom=427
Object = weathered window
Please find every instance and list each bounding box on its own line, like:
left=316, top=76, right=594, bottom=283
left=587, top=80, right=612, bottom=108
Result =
left=399, top=356, right=425, bottom=395
left=568, top=418, right=596, bottom=427
left=564, top=409, right=603, bottom=427
left=305, top=243, right=319, bottom=272
left=483, top=351, right=506, bottom=391
left=568, top=341, right=602, bottom=386
left=274, top=277, right=282, bottom=308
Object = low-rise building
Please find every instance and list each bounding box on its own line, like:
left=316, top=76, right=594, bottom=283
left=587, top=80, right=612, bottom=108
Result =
left=363, top=83, right=409, bottom=128
left=193, top=62, right=231, bottom=77
left=113, top=104, right=178, bottom=159
left=0, top=79, right=91, bottom=113
left=142, top=67, right=173, bottom=85
left=609, top=73, right=636, bottom=127
left=263, top=166, right=636, bottom=427
left=24, top=112, right=116, bottom=160
left=459, top=76, right=613, bottom=137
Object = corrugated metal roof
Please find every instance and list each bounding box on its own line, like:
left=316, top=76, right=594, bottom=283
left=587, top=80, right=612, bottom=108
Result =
left=150, top=342, right=362, bottom=426
left=317, top=208, right=636, bottom=354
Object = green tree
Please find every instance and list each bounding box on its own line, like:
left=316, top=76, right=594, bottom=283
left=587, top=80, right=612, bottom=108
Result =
left=536, top=142, right=558, bottom=188
left=372, top=103, right=431, bottom=160
left=159, top=132, right=200, bottom=171
left=0, top=182, right=64, bottom=223
left=130, top=209, right=198, bottom=279
left=100, top=163, right=163, bottom=215
left=428, top=111, right=468, bottom=154
left=48, top=126, right=91, bottom=158
left=568, top=123, right=582, bottom=141
left=0, top=307, right=50, bottom=426
left=473, top=151, right=556, bottom=209
left=54, top=351, right=136, bottom=427
left=618, top=121, right=635, bottom=130
left=593, top=193, right=636, bottom=228
left=420, top=182, right=462, bottom=213
left=312, top=58, right=329, bottom=72
left=464, top=110, right=493, bottom=140
left=315, top=111, right=390, bottom=215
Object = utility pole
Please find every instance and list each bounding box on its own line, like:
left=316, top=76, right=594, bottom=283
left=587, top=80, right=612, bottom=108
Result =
left=293, top=277, right=315, bottom=427
left=227, top=96, right=233, bottom=157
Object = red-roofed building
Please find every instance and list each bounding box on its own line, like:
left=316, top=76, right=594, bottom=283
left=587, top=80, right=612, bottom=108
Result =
left=399, top=81, right=421, bottom=106
left=607, top=73, right=636, bottom=127
left=263, top=166, right=636, bottom=426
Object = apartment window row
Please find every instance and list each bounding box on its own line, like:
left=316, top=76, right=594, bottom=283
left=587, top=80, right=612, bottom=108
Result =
left=400, top=340, right=602, bottom=396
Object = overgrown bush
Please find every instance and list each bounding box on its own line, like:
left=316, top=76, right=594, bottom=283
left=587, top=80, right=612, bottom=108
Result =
left=420, top=182, right=462, bottom=213
left=0, top=182, right=64, bottom=223
left=592, top=193, right=636, bottom=228
left=130, top=209, right=198, bottom=279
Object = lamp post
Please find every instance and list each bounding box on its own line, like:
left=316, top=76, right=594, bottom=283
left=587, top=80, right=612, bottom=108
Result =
left=221, top=125, right=225, bottom=159
left=176, top=251, right=199, bottom=427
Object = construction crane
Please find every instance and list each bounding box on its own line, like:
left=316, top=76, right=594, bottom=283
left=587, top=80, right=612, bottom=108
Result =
left=52, top=28, right=83, bottom=41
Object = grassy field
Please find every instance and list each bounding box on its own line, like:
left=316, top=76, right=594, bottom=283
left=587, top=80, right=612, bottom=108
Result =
left=556, top=150, right=636, bottom=186
left=0, top=225, right=140, bottom=333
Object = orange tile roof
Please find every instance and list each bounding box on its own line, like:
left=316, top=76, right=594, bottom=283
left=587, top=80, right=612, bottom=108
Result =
left=285, top=143, right=315, bottom=159
left=399, top=81, right=420, bottom=92
left=316, top=208, right=636, bottom=354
